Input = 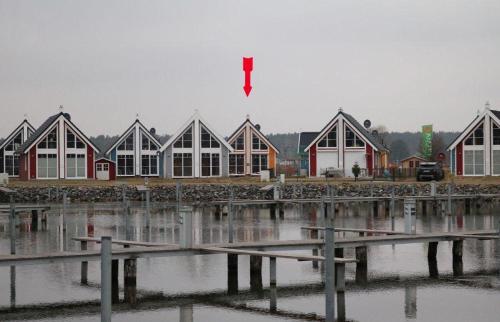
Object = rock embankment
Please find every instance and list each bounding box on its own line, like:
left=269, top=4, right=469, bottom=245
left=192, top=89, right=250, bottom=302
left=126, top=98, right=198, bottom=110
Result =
left=1, top=182, right=499, bottom=203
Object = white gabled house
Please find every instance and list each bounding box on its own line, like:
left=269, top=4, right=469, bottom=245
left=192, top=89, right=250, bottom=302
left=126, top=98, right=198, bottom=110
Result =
left=0, top=119, right=35, bottom=177
left=105, top=118, right=162, bottom=177
left=302, top=109, right=389, bottom=177
left=447, top=104, right=500, bottom=176
left=160, top=111, right=233, bottom=178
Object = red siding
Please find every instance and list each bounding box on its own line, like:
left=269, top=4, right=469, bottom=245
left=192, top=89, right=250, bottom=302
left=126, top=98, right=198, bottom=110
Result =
left=29, top=147, right=36, bottom=180
left=366, top=145, right=373, bottom=175
left=109, top=162, right=116, bottom=180
left=309, top=145, right=317, bottom=176
left=19, top=154, right=28, bottom=180
left=87, top=146, right=94, bottom=179
left=456, top=142, right=463, bottom=175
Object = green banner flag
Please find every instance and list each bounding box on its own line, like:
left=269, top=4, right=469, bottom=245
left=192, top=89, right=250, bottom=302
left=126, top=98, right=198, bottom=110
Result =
left=422, top=125, right=433, bottom=160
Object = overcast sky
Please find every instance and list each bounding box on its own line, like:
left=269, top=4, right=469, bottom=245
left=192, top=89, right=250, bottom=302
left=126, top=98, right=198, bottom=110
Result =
left=1, top=0, right=500, bottom=138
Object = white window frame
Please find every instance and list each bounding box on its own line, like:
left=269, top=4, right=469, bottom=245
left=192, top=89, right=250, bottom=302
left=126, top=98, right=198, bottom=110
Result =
left=36, top=126, right=58, bottom=180
left=229, top=153, right=245, bottom=176
left=65, top=127, right=87, bottom=179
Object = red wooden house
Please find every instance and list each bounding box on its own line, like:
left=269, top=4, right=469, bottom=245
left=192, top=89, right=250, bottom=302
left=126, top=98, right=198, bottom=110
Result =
left=18, top=112, right=100, bottom=180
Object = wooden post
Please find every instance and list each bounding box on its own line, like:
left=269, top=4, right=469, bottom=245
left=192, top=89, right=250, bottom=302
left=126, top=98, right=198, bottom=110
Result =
left=81, top=240, right=88, bottom=284
left=427, top=242, right=438, bottom=278
left=101, top=236, right=112, bottom=322
left=250, top=255, right=263, bottom=292
left=355, top=246, right=368, bottom=284
left=31, top=210, right=38, bottom=231
left=452, top=240, right=463, bottom=276
left=325, top=189, right=336, bottom=322
left=278, top=203, right=284, bottom=219
left=227, top=254, right=238, bottom=295
left=269, top=257, right=277, bottom=286
left=372, top=200, right=378, bottom=217
left=422, top=200, right=427, bottom=215
left=124, top=258, right=137, bottom=305
left=336, top=261, right=346, bottom=322
left=10, top=266, right=16, bottom=309
left=9, top=198, right=16, bottom=255
left=311, top=228, right=319, bottom=269
left=270, top=204, right=276, bottom=220
left=112, top=259, right=119, bottom=304
left=145, top=189, right=151, bottom=229
left=228, top=190, right=234, bottom=243
left=334, top=248, right=344, bottom=285
left=465, top=199, right=471, bottom=215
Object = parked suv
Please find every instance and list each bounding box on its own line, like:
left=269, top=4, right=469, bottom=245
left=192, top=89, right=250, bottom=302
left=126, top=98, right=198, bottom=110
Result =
left=416, top=162, right=444, bottom=181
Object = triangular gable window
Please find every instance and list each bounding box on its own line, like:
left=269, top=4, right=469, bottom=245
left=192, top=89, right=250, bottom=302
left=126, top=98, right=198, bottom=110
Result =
left=5, top=132, right=23, bottom=151
left=174, top=125, right=193, bottom=148
left=345, top=125, right=365, bottom=148
left=66, top=129, right=85, bottom=149
left=141, top=131, right=158, bottom=151
left=252, top=134, right=268, bottom=150
left=318, top=125, right=337, bottom=148
left=201, top=126, right=220, bottom=148
left=231, top=133, right=244, bottom=150
left=464, top=123, right=484, bottom=146
left=37, top=128, right=58, bottom=149
left=118, top=132, right=134, bottom=151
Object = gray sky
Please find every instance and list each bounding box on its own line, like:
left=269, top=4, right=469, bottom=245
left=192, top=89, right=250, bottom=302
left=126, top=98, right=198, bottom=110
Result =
left=1, top=0, right=500, bottom=138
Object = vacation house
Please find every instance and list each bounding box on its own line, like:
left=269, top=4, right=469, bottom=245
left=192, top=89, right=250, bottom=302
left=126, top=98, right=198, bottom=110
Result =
left=0, top=119, right=35, bottom=177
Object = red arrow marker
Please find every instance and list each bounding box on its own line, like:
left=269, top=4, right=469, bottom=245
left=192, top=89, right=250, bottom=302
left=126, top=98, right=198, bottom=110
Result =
left=243, top=57, right=253, bottom=97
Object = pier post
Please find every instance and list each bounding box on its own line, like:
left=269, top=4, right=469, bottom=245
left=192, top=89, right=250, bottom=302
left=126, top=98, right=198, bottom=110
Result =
left=336, top=261, right=346, bottom=322
left=100, top=236, right=112, bottom=322
left=279, top=203, right=285, bottom=219
left=112, top=259, right=119, bottom=304
left=355, top=246, right=368, bottom=284
left=63, top=191, right=67, bottom=232
left=390, top=188, right=395, bottom=231
left=145, top=189, right=151, bottom=229
left=404, top=198, right=416, bottom=234
left=31, top=210, right=38, bottom=231
left=427, top=242, right=439, bottom=278
left=372, top=200, right=379, bottom=217
left=452, top=240, right=463, bottom=276
left=311, top=228, right=319, bottom=269
left=227, top=254, right=238, bottom=295
left=124, top=258, right=137, bottom=305
left=250, top=255, right=263, bottom=292
left=325, top=190, right=336, bottom=322
left=270, top=204, right=276, bottom=220
left=269, top=257, right=277, bottom=286
left=80, top=240, right=88, bottom=284
left=422, top=200, right=427, bottom=215
left=179, top=206, right=193, bottom=249
left=9, top=198, right=16, bottom=255
left=10, top=266, right=16, bottom=309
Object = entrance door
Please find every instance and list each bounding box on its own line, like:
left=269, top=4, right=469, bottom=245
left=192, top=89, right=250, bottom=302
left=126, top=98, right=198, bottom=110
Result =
left=96, top=163, right=109, bottom=180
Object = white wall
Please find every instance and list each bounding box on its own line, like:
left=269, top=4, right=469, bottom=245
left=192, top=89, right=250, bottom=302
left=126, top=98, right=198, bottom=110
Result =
left=344, top=151, right=366, bottom=177
left=316, top=151, right=338, bottom=177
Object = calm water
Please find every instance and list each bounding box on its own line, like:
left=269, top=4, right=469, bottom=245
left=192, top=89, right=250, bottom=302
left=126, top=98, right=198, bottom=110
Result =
left=0, top=200, right=499, bottom=322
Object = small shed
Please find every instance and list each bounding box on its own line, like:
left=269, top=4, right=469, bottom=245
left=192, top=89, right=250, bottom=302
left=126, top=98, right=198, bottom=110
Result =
left=95, top=157, right=116, bottom=181
left=400, top=154, right=427, bottom=169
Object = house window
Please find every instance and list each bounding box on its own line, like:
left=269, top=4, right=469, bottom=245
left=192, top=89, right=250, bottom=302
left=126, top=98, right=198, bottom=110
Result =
left=201, top=127, right=220, bottom=148
left=409, top=161, right=414, bottom=168
left=345, top=126, right=365, bottom=148
left=252, top=154, right=268, bottom=174
left=464, top=150, right=484, bottom=175
left=117, top=155, right=134, bottom=175
left=4, top=155, right=19, bottom=176
left=252, top=134, right=268, bottom=150
left=5, top=132, right=22, bottom=151
left=231, top=133, right=245, bottom=150
left=173, top=127, right=193, bottom=148
left=415, top=161, right=420, bottom=168
left=96, top=164, right=103, bottom=172
left=173, top=153, right=192, bottom=177
left=318, top=126, right=337, bottom=148
left=66, top=129, right=85, bottom=149
left=201, top=153, right=220, bottom=176
left=493, top=150, right=500, bottom=175
left=37, top=128, right=57, bottom=149
left=118, top=133, right=134, bottom=151
left=67, top=154, right=86, bottom=178
left=141, top=133, right=158, bottom=151
left=229, top=154, right=244, bottom=175
left=493, top=124, right=500, bottom=145
left=141, top=155, right=158, bottom=175
left=37, top=154, right=57, bottom=178
left=464, top=124, right=484, bottom=145
left=103, top=163, right=109, bottom=171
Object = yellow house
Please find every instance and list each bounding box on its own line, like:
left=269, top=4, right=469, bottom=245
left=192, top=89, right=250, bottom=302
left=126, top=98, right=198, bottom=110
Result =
left=227, top=116, right=279, bottom=176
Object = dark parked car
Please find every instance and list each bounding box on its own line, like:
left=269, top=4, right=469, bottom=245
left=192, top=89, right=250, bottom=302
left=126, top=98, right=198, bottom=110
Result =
left=416, top=162, right=444, bottom=181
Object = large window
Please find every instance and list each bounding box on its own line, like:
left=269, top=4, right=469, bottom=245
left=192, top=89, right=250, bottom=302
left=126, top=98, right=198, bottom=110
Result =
left=252, top=154, right=268, bottom=174
left=141, top=155, right=158, bottom=175
left=345, top=126, right=365, bottom=148
left=117, top=155, right=134, bottom=175
left=66, top=129, right=85, bottom=149
left=141, top=133, right=158, bottom=151
left=173, top=153, right=192, bottom=177
left=493, top=150, right=500, bottom=175
left=318, top=126, right=337, bottom=148
left=4, top=155, right=19, bottom=176
left=37, top=128, right=57, bottom=149
left=5, top=132, right=22, bottom=151
left=229, top=154, right=245, bottom=175
left=118, top=133, right=134, bottom=151
left=464, top=150, right=484, bottom=175
left=67, top=154, right=86, bottom=178
left=201, top=127, right=220, bottom=148
left=493, top=124, right=500, bottom=145
left=464, top=124, right=484, bottom=146
left=173, top=127, right=193, bottom=148
left=231, top=133, right=245, bottom=150
left=252, top=134, right=268, bottom=150
left=201, top=153, right=220, bottom=176
left=37, top=154, right=57, bottom=178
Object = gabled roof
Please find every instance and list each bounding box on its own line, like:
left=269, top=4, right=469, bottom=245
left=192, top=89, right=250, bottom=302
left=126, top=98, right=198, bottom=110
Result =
left=160, top=111, right=233, bottom=152
left=447, top=108, right=500, bottom=150
left=0, top=119, right=35, bottom=150
left=297, top=132, right=319, bottom=154
left=18, top=112, right=100, bottom=153
left=227, top=117, right=280, bottom=153
left=400, top=153, right=427, bottom=162
left=304, top=110, right=387, bottom=152
left=105, top=119, right=161, bottom=154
